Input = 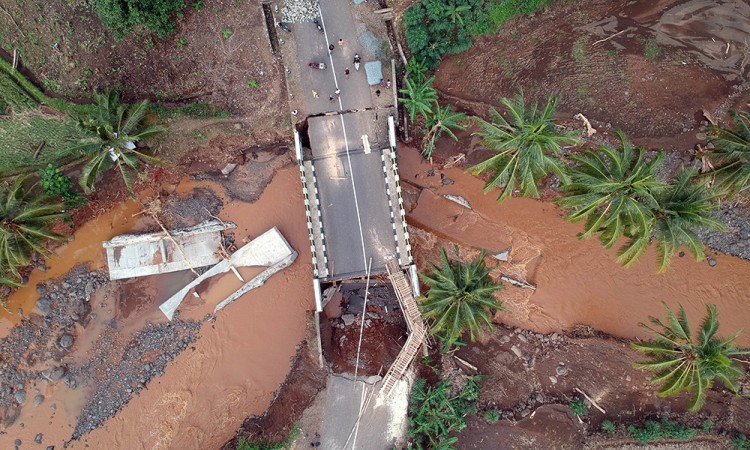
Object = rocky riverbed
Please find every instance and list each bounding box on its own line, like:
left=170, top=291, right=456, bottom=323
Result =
left=0, top=265, right=203, bottom=445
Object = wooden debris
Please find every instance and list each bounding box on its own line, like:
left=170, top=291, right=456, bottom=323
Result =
left=443, top=153, right=466, bottom=169
left=575, top=387, right=606, bottom=414
left=592, top=29, right=627, bottom=46
left=574, top=113, right=597, bottom=137
left=501, top=275, right=536, bottom=290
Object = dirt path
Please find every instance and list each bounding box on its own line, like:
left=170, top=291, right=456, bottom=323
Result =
left=399, top=146, right=750, bottom=346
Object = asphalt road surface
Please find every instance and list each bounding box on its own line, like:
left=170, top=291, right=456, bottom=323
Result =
left=294, top=0, right=398, bottom=279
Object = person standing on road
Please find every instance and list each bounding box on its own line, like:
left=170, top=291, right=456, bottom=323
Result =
left=338, top=38, right=344, bottom=47
left=329, top=44, right=334, bottom=52
left=335, top=88, right=341, bottom=97
left=329, top=94, right=334, bottom=103
left=344, top=68, right=350, bottom=79
left=312, top=90, right=319, bottom=98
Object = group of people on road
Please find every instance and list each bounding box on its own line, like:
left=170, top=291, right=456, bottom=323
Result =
left=310, top=37, right=355, bottom=100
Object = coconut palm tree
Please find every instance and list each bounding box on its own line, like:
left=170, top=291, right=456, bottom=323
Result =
left=557, top=130, right=666, bottom=267
left=652, top=167, right=725, bottom=272
left=704, top=110, right=750, bottom=197
left=632, top=303, right=750, bottom=412
left=421, top=104, right=466, bottom=160
left=399, top=75, right=438, bottom=122
left=74, top=91, right=167, bottom=193
left=469, top=92, right=579, bottom=202
left=0, top=177, right=66, bottom=285
left=419, top=246, right=506, bottom=350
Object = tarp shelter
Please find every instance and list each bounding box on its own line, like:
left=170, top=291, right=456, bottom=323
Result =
left=364, top=61, right=383, bottom=86
left=102, top=220, right=236, bottom=280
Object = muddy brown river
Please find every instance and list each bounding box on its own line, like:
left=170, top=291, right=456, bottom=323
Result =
left=2, top=144, right=749, bottom=448
left=400, top=146, right=750, bottom=347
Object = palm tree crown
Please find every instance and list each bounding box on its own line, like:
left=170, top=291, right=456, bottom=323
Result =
left=0, top=177, right=66, bottom=285
left=75, top=91, right=167, bottom=192
left=422, top=104, right=466, bottom=160
left=705, top=110, right=750, bottom=197
left=653, top=167, right=724, bottom=272
left=632, top=303, right=749, bottom=411
left=419, top=246, right=506, bottom=348
left=469, top=92, right=579, bottom=202
left=557, top=130, right=666, bottom=267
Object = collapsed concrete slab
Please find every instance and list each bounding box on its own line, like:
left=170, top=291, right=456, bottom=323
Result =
left=158, top=227, right=297, bottom=320
left=102, top=220, right=237, bottom=280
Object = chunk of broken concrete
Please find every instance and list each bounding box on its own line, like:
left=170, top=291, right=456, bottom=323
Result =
left=341, top=314, right=355, bottom=327
left=442, top=194, right=471, bottom=209
left=221, top=163, right=237, bottom=176
left=493, top=248, right=511, bottom=262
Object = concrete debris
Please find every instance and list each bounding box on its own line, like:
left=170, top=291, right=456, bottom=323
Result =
left=493, top=248, right=511, bottom=262
left=103, top=220, right=237, bottom=280
left=442, top=194, right=471, bottom=209
left=221, top=163, right=237, bottom=176
left=159, top=227, right=297, bottom=319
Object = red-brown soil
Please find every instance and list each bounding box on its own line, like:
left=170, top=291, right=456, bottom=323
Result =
left=451, top=325, right=749, bottom=449
left=0, top=0, right=286, bottom=116
left=432, top=0, right=750, bottom=148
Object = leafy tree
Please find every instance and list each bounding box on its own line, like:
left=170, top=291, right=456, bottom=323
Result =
left=557, top=130, right=666, bottom=267
left=422, top=104, right=466, bottom=160
left=399, top=76, right=438, bottom=122
left=632, top=303, right=750, bottom=411
left=704, top=110, right=750, bottom=197
left=469, top=92, right=579, bottom=202
left=403, top=0, right=488, bottom=69
left=94, top=0, right=187, bottom=40
left=74, top=91, right=167, bottom=193
left=0, top=177, right=66, bottom=285
left=652, top=167, right=724, bottom=272
left=419, top=246, right=506, bottom=351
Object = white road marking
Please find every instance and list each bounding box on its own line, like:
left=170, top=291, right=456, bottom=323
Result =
left=318, top=4, right=368, bottom=273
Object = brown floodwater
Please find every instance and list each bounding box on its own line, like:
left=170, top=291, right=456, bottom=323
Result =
left=3, top=164, right=314, bottom=449
left=400, top=146, right=750, bottom=347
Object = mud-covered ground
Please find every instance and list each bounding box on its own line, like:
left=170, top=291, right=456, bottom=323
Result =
left=451, top=324, right=750, bottom=449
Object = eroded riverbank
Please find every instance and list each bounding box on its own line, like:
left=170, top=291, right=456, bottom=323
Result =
left=399, top=146, right=750, bottom=346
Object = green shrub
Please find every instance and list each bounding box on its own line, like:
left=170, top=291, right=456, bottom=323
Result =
left=94, top=0, right=187, bottom=40
left=701, top=419, right=714, bottom=432
left=734, top=434, right=750, bottom=450
left=483, top=409, right=501, bottom=424
left=627, top=417, right=697, bottom=444
left=39, top=164, right=86, bottom=209
left=601, top=419, right=616, bottom=433
left=643, top=39, right=661, bottom=60
left=408, top=375, right=482, bottom=449
left=568, top=399, right=587, bottom=417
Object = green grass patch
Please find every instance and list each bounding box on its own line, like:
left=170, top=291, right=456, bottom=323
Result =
left=487, top=0, right=554, bottom=28
left=571, top=36, right=587, bottom=63
left=0, top=56, right=90, bottom=116
left=221, top=27, right=233, bottom=40
left=149, top=101, right=231, bottom=119
left=0, top=111, right=85, bottom=176
left=236, top=424, right=300, bottom=450
left=246, top=78, right=259, bottom=89
left=643, top=38, right=662, bottom=60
